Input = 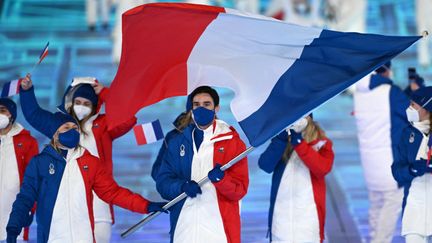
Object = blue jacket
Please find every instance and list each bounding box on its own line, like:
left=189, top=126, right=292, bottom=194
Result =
left=258, top=131, right=334, bottom=242
left=392, top=125, right=426, bottom=210
left=369, top=74, right=410, bottom=159
left=151, top=128, right=180, bottom=181
left=257, top=132, right=288, bottom=240
left=155, top=121, right=249, bottom=243
left=7, top=145, right=71, bottom=242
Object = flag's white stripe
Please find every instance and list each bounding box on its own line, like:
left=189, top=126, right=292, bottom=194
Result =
left=142, top=123, right=157, bottom=143
left=186, top=12, right=322, bottom=121
left=8, top=80, right=19, bottom=96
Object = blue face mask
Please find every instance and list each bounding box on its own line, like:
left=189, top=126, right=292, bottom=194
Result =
left=58, top=129, right=80, bottom=149
left=192, top=106, right=215, bottom=127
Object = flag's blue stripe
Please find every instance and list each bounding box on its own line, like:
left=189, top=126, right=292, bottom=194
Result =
left=152, top=120, right=164, bottom=140
left=1, top=82, right=11, bottom=98
left=239, top=30, right=420, bottom=147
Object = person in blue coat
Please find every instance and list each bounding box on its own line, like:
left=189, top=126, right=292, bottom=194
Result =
left=155, top=86, right=249, bottom=243
left=6, top=111, right=165, bottom=243
left=354, top=61, right=410, bottom=243
left=392, top=86, right=432, bottom=243
left=151, top=97, right=192, bottom=181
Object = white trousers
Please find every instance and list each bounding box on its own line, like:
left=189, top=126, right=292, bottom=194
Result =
left=86, top=0, right=110, bottom=26
left=406, top=234, right=432, bottom=243
left=368, top=189, right=403, bottom=243
left=94, top=221, right=112, bottom=243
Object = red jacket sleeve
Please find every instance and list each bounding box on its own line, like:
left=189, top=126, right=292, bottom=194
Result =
left=92, top=161, right=150, bottom=214
left=98, top=87, right=109, bottom=104
left=294, top=138, right=334, bottom=178
left=107, top=116, right=137, bottom=140
left=213, top=137, right=249, bottom=201
left=25, top=137, right=39, bottom=167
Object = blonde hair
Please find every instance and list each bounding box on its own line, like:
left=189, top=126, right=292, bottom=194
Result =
left=282, top=116, right=326, bottom=162
left=175, top=111, right=193, bottom=132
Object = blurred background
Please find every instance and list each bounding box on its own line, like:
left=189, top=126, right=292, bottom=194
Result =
left=0, top=0, right=431, bottom=242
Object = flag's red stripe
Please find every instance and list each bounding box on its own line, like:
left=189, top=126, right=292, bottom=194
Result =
left=38, top=50, right=48, bottom=64
left=133, top=125, right=147, bottom=145
left=107, top=3, right=225, bottom=130
left=15, top=79, right=21, bottom=94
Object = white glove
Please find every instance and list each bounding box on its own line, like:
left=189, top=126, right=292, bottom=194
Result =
left=286, top=117, right=308, bottom=133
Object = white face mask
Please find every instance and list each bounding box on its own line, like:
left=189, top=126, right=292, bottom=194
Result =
left=406, top=106, right=420, bottom=123
left=73, top=105, right=92, bottom=121
left=0, top=114, right=10, bottom=129
left=291, top=117, right=308, bottom=133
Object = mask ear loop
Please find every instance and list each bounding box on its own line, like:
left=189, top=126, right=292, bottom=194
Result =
left=191, top=108, right=216, bottom=131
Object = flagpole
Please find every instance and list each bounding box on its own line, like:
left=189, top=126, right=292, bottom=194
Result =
left=120, top=146, right=255, bottom=238
left=29, top=61, right=39, bottom=74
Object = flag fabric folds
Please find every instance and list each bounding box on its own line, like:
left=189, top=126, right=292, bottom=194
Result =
left=133, top=120, right=164, bottom=145
left=1, top=79, right=21, bottom=98
left=106, top=3, right=420, bottom=147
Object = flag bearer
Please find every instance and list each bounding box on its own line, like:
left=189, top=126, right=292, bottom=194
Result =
left=156, top=86, right=249, bottom=243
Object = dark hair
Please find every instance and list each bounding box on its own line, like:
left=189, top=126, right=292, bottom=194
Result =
left=189, top=86, right=220, bottom=106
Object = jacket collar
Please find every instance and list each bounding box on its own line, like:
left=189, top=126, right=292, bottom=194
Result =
left=43, top=144, right=85, bottom=161
left=0, top=122, right=25, bottom=138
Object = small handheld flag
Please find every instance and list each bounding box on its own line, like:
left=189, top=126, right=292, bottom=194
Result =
left=133, top=120, right=164, bottom=145
left=38, top=42, right=49, bottom=64
left=1, top=79, right=22, bottom=98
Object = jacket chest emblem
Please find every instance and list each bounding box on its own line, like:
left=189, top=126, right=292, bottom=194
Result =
left=409, top=132, right=415, bottom=143
left=17, top=143, right=23, bottom=148
left=93, top=124, right=99, bottom=128
left=83, top=165, right=89, bottom=171
left=218, top=147, right=225, bottom=153
left=180, top=144, right=185, bottom=157
left=49, top=163, right=55, bottom=175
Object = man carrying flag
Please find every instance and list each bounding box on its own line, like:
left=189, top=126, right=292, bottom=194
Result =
left=156, top=86, right=249, bottom=243
left=105, top=3, right=422, bottom=237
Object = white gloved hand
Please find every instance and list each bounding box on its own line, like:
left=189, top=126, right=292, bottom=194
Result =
left=286, top=117, right=308, bottom=133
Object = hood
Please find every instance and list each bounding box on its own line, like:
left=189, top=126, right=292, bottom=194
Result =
left=369, top=74, right=393, bottom=90
left=57, top=77, right=101, bottom=114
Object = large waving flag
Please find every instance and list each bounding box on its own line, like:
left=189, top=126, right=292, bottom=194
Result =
left=106, top=3, right=420, bottom=147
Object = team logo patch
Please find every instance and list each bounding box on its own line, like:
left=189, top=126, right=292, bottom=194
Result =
left=17, top=143, right=23, bottom=147
left=49, top=163, right=55, bottom=175
left=218, top=147, right=225, bottom=153
left=409, top=132, right=415, bottom=143
left=180, top=144, right=185, bottom=157
left=83, top=165, right=89, bottom=171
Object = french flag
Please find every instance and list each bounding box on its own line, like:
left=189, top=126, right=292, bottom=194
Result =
left=106, top=3, right=420, bottom=147
left=133, top=120, right=164, bottom=145
left=1, top=79, right=21, bottom=98
left=38, top=42, right=49, bottom=64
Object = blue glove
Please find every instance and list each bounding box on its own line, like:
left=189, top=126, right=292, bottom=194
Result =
left=181, top=180, right=202, bottom=198
left=208, top=164, right=225, bottom=183
left=426, top=160, right=432, bottom=173
left=24, top=213, right=34, bottom=227
left=147, top=202, right=168, bottom=214
left=289, top=129, right=303, bottom=147
left=410, top=159, right=428, bottom=177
